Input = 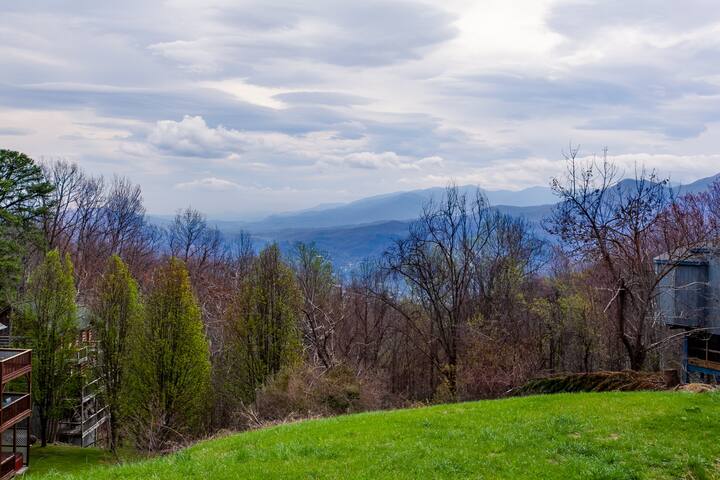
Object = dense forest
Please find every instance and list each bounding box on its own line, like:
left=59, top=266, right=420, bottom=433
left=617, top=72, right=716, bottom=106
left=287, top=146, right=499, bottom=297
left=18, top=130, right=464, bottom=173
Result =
left=1, top=148, right=715, bottom=453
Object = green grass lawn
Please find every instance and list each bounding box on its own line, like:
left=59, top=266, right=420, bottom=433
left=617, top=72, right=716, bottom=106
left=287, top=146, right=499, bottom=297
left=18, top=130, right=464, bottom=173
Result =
left=29, top=391, right=720, bottom=479
left=25, top=444, right=136, bottom=478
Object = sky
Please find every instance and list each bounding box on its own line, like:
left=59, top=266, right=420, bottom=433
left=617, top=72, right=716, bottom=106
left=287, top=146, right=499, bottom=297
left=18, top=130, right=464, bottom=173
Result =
left=2, top=0, right=720, bottom=218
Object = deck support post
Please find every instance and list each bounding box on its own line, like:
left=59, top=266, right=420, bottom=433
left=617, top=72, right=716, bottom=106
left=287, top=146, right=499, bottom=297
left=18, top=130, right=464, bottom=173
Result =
left=683, top=336, right=690, bottom=384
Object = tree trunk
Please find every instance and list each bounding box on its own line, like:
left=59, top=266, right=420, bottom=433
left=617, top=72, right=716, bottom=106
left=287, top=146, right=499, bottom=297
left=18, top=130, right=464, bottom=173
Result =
left=446, top=355, right=457, bottom=400
left=629, top=349, right=646, bottom=371
left=616, top=279, right=646, bottom=370
left=110, top=411, right=119, bottom=453
left=39, top=415, right=47, bottom=447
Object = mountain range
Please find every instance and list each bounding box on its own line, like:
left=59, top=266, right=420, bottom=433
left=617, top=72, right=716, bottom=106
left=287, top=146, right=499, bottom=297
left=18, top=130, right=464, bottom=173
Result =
left=154, top=173, right=720, bottom=272
left=240, top=185, right=557, bottom=232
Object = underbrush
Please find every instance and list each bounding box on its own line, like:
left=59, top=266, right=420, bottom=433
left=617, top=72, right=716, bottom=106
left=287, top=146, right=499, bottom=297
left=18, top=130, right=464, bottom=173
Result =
left=243, top=363, right=386, bottom=428
left=515, top=370, right=669, bottom=395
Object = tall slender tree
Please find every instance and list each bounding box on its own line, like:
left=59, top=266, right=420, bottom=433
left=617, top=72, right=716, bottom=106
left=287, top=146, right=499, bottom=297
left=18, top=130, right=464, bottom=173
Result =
left=226, top=244, right=301, bottom=402
left=291, top=242, right=339, bottom=369
left=18, top=249, right=77, bottom=446
left=127, top=257, right=210, bottom=451
left=90, top=255, right=142, bottom=452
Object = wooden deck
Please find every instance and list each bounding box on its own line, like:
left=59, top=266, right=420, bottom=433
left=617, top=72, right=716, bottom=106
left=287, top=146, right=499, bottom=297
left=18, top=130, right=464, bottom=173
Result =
left=0, top=349, right=32, bottom=479
left=0, top=350, right=31, bottom=385
left=0, top=452, right=16, bottom=480
left=0, top=394, right=31, bottom=434
left=688, top=357, right=720, bottom=372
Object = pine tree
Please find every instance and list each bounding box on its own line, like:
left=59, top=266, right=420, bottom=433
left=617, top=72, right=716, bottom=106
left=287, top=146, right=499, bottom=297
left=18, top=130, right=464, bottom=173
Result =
left=90, top=254, right=142, bottom=452
left=18, top=249, right=77, bottom=447
left=226, top=244, right=301, bottom=402
left=127, top=257, right=210, bottom=450
left=0, top=150, right=54, bottom=307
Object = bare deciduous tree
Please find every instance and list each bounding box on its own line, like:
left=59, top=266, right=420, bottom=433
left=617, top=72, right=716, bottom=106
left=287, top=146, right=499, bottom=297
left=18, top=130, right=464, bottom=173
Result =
left=380, top=185, right=540, bottom=397
left=545, top=146, right=707, bottom=370
left=167, top=207, right=222, bottom=276
left=291, top=242, right=340, bottom=369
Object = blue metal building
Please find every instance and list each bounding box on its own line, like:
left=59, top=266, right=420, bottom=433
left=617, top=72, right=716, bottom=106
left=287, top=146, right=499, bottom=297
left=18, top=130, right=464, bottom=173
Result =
left=655, top=247, right=720, bottom=381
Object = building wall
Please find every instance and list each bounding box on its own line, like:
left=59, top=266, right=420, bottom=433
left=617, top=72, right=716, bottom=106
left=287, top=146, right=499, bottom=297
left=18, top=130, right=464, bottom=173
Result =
left=654, top=246, right=720, bottom=330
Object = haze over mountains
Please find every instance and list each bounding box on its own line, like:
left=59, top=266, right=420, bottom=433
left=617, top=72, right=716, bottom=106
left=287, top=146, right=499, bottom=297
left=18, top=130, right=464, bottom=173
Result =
left=244, top=185, right=559, bottom=232
left=153, top=173, right=720, bottom=272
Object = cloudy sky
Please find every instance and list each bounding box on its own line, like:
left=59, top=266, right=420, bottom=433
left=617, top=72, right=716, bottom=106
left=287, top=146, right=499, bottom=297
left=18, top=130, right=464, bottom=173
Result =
left=2, top=0, right=720, bottom=217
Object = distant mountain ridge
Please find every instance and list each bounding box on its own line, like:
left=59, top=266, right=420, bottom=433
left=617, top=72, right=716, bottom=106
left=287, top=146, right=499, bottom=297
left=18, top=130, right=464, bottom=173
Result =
left=148, top=173, right=720, bottom=272
left=243, top=184, right=558, bottom=232
left=245, top=173, right=720, bottom=233
left=249, top=204, right=557, bottom=272
left=678, top=173, right=720, bottom=195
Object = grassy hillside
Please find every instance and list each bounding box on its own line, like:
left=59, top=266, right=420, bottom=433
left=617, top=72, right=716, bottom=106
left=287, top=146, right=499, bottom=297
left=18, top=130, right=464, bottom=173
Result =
left=26, top=445, right=129, bottom=478
left=32, top=392, right=720, bottom=479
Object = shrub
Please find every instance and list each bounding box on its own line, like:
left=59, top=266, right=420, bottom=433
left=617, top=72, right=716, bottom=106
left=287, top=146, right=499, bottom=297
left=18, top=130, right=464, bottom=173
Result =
left=246, top=363, right=384, bottom=427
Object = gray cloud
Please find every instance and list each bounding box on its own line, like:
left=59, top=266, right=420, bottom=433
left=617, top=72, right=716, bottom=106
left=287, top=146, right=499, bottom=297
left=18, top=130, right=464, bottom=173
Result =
left=148, top=0, right=459, bottom=74
left=2, top=1, right=720, bottom=216
left=577, top=115, right=710, bottom=139
left=273, top=91, right=372, bottom=106
left=548, top=0, right=720, bottom=37
left=0, top=127, right=33, bottom=136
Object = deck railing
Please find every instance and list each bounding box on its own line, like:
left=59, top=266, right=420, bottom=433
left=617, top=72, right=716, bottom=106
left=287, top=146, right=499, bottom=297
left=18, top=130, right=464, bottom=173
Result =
left=0, top=453, right=15, bottom=480
left=0, top=394, right=30, bottom=430
left=82, top=407, right=108, bottom=435
left=57, top=406, right=108, bottom=437
left=75, top=344, right=97, bottom=365
left=0, top=350, right=31, bottom=383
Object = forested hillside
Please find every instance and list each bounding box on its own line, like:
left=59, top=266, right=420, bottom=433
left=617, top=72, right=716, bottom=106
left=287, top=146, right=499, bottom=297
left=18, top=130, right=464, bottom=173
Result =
left=0, top=147, right=718, bottom=460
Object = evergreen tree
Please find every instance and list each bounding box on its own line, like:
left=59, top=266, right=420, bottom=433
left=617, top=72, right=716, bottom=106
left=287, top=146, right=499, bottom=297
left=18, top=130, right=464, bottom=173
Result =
left=226, top=244, right=301, bottom=402
left=127, top=257, right=210, bottom=450
left=18, top=249, right=77, bottom=446
left=90, top=255, right=142, bottom=452
left=0, top=150, right=54, bottom=307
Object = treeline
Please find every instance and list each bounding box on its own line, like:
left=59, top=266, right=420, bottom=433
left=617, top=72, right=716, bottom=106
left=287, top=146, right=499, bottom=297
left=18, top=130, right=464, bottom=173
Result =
left=0, top=148, right=715, bottom=453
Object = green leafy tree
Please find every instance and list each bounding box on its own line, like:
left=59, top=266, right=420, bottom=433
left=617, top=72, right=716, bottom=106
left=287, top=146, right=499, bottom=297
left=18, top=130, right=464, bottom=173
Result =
left=226, top=244, right=301, bottom=402
left=0, top=150, right=54, bottom=306
left=90, top=254, right=142, bottom=452
left=18, top=249, right=77, bottom=446
left=127, top=257, right=210, bottom=451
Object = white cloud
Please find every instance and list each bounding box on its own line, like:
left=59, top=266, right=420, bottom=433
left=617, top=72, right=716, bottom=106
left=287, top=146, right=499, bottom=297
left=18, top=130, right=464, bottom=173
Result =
left=342, top=151, right=402, bottom=169
left=174, top=176, right=242, bottom=190
left=146, top=115, right=444, bottom=173
left=340, top=151, right=445, bottom=170
left=148, top=115, right=242, bottom=157
left=405, top=152, right=720, bottom=191
left=199, top=79, right=287, bottom=109
left=417, top=155, right=444, bottom=167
